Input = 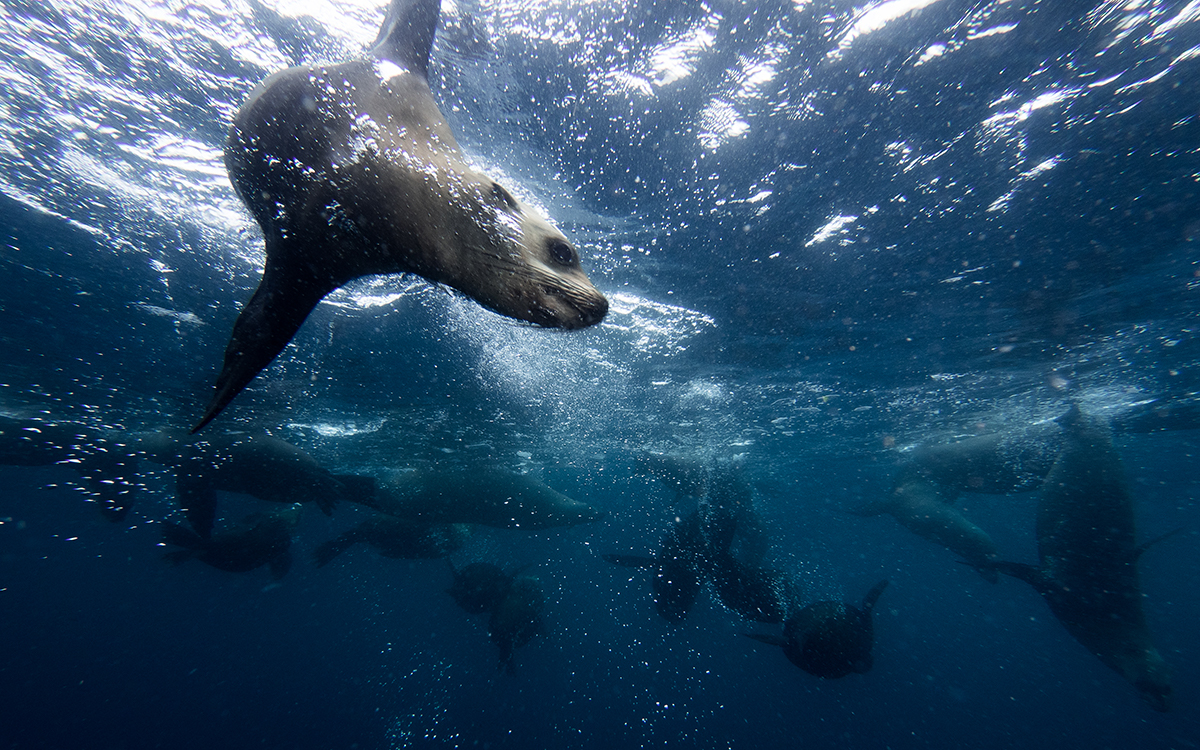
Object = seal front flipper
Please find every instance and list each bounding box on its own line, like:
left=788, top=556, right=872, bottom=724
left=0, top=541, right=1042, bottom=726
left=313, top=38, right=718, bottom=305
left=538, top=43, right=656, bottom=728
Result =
left=193, top=259, right=335, bottom=433
left=371, top=0, right=440, bottom=74
left=743, top=633, right=787, bottom=648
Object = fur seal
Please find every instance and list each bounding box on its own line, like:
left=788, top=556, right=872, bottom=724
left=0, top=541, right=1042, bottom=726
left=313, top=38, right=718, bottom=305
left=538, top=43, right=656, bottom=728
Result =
left=446, top=562, right=516, bottom=615
left=194, top=0, right=608, bottom=432
left=488, top=573, right=544, bottom=674
left=604, top=511, right=706, bottom=623
left=746, top=580, right=889, bottom=679
left=856, top=477, right=1001, bottom=582
left=161, top=504, right=301, bottom=579
left=0, top=416, right=140, bottom=521
left=313, top=514, right=468, bottom=566
left=136, top=431, right=373, bottom=539
left=361, top=466, right=605, bottom=529
left=989, top=407, right=1173, bottom=711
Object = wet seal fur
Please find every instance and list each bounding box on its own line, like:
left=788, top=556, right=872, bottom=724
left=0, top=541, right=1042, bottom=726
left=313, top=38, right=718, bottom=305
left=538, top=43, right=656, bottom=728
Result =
left=194, top=0, right=608, bottom=431
left=988, top=407, right=1174, bottom=712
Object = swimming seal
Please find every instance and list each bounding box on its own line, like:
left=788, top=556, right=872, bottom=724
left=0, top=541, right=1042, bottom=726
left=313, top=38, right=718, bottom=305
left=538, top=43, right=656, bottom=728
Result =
left=136, top=431, right=373, bottom=539
left=488, top=573, right=544, bottom=674
left=312, top=514, right=468, bottom=567
left=989, top=407, right=1174, bottom=712
left=161, top=504, right=302, bottom=579
left=194, top=0, right=608, bottom=431
left=361, top=465, right=606, bottom=529
left=746, top=580, right=889, bottom=679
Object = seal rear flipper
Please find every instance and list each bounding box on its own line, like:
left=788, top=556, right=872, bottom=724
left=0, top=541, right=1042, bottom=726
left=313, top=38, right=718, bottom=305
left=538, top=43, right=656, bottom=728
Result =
left=177, top=476, right=218, bottom=540
left=192, top=260, right=336, bottom=433
left=161, top=520, right=206, bottom=550
left=370, top=0, right=440, bottom=76
left=334, top=474, right=377, bottom=507
left=162, top=549, right=197, bottom=566
left=269, top=549, right=293, bottom=580
left=1134, top=527, right=1185, bottom=561
left=313, top=529, right=363, bottom=567
left=743, top=633, right=787, bottom=648
left=860, top=579, right=889, bottom=614
left=989, top=560, right=1052, bottom=594
left=602, top=554, right=658, bottom=569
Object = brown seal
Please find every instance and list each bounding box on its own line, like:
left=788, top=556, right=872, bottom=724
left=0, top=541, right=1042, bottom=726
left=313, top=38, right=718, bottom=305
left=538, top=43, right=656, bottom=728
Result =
left=194, top=0, right=607, bottom=431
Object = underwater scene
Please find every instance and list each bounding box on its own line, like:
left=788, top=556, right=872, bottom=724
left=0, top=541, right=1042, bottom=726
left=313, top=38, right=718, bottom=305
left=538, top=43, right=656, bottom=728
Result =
left=1, top=0, right=1199, bottom=747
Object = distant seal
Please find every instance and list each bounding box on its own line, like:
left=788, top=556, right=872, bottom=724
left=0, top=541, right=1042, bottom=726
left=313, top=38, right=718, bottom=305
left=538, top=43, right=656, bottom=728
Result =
left=362, top=466, right=605, bottom=529
left=312, top=514, right=468, bottom=567
left=604, top=511, right=706, bottom=623
left=194, top=0, right=608, bottom=431
left=990, top=407, right=1173, bottom=711
left=746, top=580, right=889, bottom=679
left=161, top=504, right=302, bottom=579
left=854, top=422, right=1062, bottom=581
left=137, top=431, right=373, bottom=539
left=446, top=562, right=515, bottom=615
left=488, top=573, right=544, bottom=674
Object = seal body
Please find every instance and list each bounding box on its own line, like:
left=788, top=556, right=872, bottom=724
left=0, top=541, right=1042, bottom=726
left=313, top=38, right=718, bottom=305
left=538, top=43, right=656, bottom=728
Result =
left=195, top=0, right=608, bottom=431
left=994, top=409, right=1172, bottom=711
left=366, top=466, right=605, bottom=529
left=140, top=431, right=370, bottom=538
left=161, top=505, right=301, bottom=579
left=447, top=562, right=513, bottom=615
left=313, top=515, right=468, bottom=566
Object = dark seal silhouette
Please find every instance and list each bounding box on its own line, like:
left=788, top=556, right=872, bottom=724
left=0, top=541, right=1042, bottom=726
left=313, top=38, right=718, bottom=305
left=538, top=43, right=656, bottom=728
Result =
left=161, top=504, right=302, bottom=579
left=604, top=511, right=706, bottom=623
left=446, top=562, right=515, bottom=615
left=747, top=580, right=889, bottom=679
left=194, top=0, right=608, bottom=431
left=990, top=407, right=1173, bottom=711
left=488, top=574, right=544, bottom=674
left=313, top=515, right=468, bottom=567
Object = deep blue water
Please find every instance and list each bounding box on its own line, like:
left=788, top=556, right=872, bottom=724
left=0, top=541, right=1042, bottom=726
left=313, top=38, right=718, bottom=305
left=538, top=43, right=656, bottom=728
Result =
left=2, top=0, right=1200, bottom=747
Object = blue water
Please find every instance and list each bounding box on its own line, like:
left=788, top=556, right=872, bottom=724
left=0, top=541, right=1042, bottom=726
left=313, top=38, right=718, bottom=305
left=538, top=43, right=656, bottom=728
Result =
left=2, top=0, right=1199, bottom=747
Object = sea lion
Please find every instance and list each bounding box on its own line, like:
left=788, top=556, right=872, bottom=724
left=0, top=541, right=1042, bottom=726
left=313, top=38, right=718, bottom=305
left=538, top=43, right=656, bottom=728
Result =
left=136, top=431, right=374, bottom=538
left=361, top=466, right=605, bottom=529
left=446, top=562, right=514, bottom=615
left=488, top=573, right=544, bottom=674
left=313, top=514, right=468, bottom=566
left=604, top=511, right=706, bottom=623
left=746, top=580, right=889, bottom=679
left=855, top=477, right=1001, bottom=582
left=989, top=407, right=1173, bottom=711
left=0, top=416, right=140, bottom=521
left=854, top=422, right=1065, bottom=581
left=194, top=0, right=608, bottom=431
left=161, top=504, right=301, bottom=579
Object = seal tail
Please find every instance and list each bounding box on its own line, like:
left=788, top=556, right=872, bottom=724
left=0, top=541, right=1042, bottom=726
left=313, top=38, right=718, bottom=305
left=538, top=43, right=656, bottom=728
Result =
left=860, top=579, right=889, bottom=614
left=192, top=260, right=334, bottom=433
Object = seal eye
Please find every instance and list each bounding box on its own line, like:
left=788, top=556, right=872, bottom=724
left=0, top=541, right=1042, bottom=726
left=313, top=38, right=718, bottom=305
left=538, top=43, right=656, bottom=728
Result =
left=547, top=239, right=576, bottom=266
left=492, top=183, right=518, bottom=211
